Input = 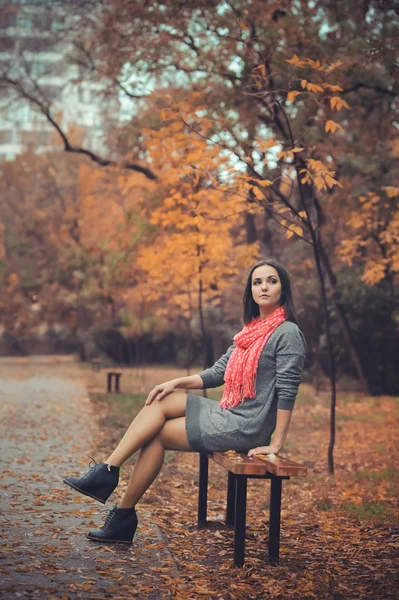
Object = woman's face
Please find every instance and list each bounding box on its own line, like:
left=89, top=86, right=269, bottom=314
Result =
left=251, top=265, right=282, bottom=316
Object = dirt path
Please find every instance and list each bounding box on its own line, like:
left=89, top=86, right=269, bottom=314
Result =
left=0, top=360, right=174, bottom=599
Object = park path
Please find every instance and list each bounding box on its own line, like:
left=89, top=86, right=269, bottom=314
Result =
left=0, top=358, right=174, bottom=599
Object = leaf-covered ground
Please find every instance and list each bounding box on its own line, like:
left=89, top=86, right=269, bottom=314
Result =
left=1, top=359, right=398, bottom=599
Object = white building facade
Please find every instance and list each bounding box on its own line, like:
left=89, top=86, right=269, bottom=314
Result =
left=0, top=0, right=117, bottom=162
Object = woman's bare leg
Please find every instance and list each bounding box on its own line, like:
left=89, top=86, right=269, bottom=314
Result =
left=118, top=417, right=192, bottom=508
left=105, top=392, right=187, bottom=467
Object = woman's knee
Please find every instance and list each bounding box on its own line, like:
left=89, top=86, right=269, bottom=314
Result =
left=150, top=392, right=187, bottom=420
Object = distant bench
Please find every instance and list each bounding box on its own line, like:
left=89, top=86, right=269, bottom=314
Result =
left=90, top=361, right=123, bottom=393
left=197, top=451, right=308, bottom=567
left=106, top=371, right=122, bottom=394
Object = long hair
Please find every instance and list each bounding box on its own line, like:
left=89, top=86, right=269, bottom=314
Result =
left=243, top=259, right=298, bottom=325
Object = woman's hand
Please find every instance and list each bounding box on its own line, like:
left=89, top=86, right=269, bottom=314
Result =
left=145, top=381, right=176, bottom=405
left=247, top=445, right=281, bottom=458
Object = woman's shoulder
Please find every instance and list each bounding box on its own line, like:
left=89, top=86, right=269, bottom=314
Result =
left=276, top=320, right=302, bottom=334
left=271, top=320, right=307, bottom=352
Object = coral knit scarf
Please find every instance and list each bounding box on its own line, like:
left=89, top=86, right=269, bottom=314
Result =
left=220, top=306, right=286, bottom=410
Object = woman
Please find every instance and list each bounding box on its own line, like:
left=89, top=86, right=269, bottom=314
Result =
left=64, top=259, right=306, bottom=545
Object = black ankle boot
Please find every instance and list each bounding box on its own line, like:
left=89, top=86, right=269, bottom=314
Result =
left=87, top=505, right=138, bottom=545
left=63, top=458, right=119, bottom=504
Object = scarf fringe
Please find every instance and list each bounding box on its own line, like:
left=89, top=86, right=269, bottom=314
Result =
left=219, top=376, right=257, bottom=409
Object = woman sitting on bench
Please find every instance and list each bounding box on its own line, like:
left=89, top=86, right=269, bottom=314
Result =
left=64, top=259, right=306, bottom=544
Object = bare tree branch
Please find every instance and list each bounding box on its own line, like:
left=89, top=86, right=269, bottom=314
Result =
left=341, top=82, right=397, bottom=96
left=2, top=75, right=158, bottom=181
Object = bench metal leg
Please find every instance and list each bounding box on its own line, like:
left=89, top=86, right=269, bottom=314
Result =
left=226, top=472, right=236, bottom=526
left=197, top=453, right=209, bottom=527
left=268, top=476, right=282, bottom=565
left=107, top=373, right=112, bottom=393
left=115, top=374, right=121, bottom=393
left=233, top=475, right=247, bottom=567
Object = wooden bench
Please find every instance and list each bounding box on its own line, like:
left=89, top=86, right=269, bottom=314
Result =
left=197, top=451, right=307, bottom=567
left=106, top=371, right=122, bottom=393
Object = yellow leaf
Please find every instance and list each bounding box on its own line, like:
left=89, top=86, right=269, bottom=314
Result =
left=330, top=97, right=351, bottom=111
left=252, top=186, right=265, bottom=200
left=326, top=60, right=344, bottom=73
left=322, top=83, right=344, bottom=92
left=306, top=83, right=324, bottom=93
left=238, top=19, right=249, bottom=29
left=382, top=186, right=399, bottom=198
left=286, top=230, right=295, bottom=239
left=314, top=174, right=326, bottom=191
left=291, top=147, right=304, bottom=153
left=307, top=59, right=325, bottom=72
left=298, top=210, right=307, bottom=218
left=257, top=179, right=273, bottom=187
left=325, top=174, right=343, bottom=188
left=301, top=79, right=308, bottom=89
left=255, top=136, right=277, bottom=151
left=287, top=91, right=300, bottom=102
left=255, top=64, right=266, bottom=77
left=160, top=109, right=175, bottom=121
left=348, top=216, right=364, bottom=229
left=291, top=225, right=303, bottom=237
left=285, top=54, right=306, bottom=68
left=325, top=120, right=344, bottom=133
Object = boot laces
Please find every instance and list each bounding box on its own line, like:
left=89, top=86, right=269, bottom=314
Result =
left=87, top=455, right=98, bottom=468
left=87, top=456, right=112, bottom=472
left=79, top=456, right=99, bottom=482
left=102, top=505, right=117, bottom=530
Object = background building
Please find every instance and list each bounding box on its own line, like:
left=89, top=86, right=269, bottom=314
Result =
left=0, top=0, right=117, bottom=162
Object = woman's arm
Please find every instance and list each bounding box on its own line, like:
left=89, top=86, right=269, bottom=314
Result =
left=146, top=374, right=203, bottom=405
left=146, top=343, right=235, bottom=405
left=247, top=409, right=292, bottom=456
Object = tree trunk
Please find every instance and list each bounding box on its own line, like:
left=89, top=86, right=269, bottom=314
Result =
left=198, top=276, right=207, bottom=367
left=76, top=303, right=97, bottom=361
left=310, top=239, right=337, bottom=474
left=294, top=173, right=337, bottom=473
left=198, top=274, right=208, bottom=398
left=245, top=211, right=258, bottom=243
left=319, top=245, right=371, bottom=395
left=185, top=317, right=194, bottom=375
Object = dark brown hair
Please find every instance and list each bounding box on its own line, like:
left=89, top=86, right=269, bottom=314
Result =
left=243, top=259, right=298, bottom=325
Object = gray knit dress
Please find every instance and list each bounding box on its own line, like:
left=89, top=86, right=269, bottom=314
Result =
left=185, top=321, right=306, bottom=453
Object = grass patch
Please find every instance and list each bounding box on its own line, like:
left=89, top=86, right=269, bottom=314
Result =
left=297, top=390, right=314, bottom=405
left=340, top=501, right=392, bottom=523
left=91, top=392, right=146, bottom=425
left=316, top=498, right=333, bottom=511
left=336, top=411, right=387, bottom=423
left=355, top=466, right=398, bottom=481
left=370, top=442, right=386, bottom=453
